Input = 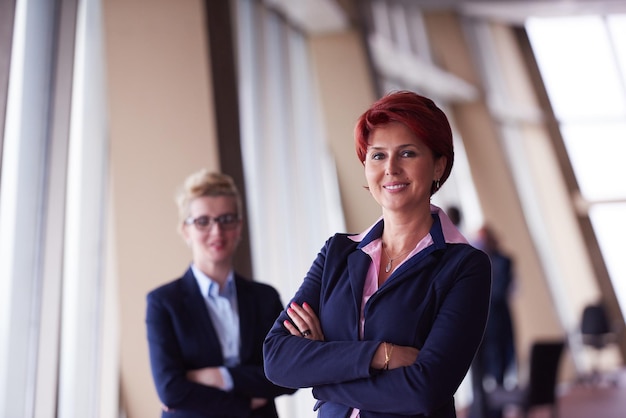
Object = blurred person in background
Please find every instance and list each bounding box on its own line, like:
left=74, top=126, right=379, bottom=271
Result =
left=146, top=170, right=295, bottom=417
left=470, top=224, right=516, bottom=418
left=446, top=205, right=462, bottom=229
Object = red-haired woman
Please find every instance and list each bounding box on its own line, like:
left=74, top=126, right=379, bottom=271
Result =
left=264, top=91, right=491, bottom=418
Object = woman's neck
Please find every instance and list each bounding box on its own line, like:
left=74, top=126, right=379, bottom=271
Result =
left=195, top=260, right=232, bottom=289
left=381, top=208, right=433, bottom=254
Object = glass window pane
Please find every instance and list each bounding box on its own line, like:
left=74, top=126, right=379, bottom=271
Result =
left=589, top=203, right=626, bottom=319
left=561, top=121, right=626, bottom=200
left=527, top=16, right=626, bottom=120
left=528, top=14, right=626, bottom=326
left=608, top=15, right=626, bottom=89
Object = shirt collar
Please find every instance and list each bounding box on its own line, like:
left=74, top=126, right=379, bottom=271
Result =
left=191, top=264, right=236, bottom=298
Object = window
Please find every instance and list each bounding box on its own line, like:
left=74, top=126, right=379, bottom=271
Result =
left=527, top=14, right=626, bottom=319
left=0, top=0, right=113, bottom=416
left=235, top=1, right=345, bottom=416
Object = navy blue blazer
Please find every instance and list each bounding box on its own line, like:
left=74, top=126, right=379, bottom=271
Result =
left=147, top=268, right=296, bottom=417
left=264, top=215, right=491, bottom=417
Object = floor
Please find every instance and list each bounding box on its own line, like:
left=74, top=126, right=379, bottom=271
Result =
left=458, top=368, right=626, bottom=418
left=556, top=372, right=626, bottom=418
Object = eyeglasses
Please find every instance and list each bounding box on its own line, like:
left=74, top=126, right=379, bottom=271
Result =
left=184, top=213, right=240, bottom=231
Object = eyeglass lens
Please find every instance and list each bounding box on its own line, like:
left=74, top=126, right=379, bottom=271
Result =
left=187, top=213, right=239, bottom=230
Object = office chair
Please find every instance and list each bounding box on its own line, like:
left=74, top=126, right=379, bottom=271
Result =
left=580, top=303, right=617, bottom=385
left=486, top=340, right=565, bottom=418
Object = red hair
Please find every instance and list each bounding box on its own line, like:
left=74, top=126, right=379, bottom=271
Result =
left=354, top=91, right=454, bottom=195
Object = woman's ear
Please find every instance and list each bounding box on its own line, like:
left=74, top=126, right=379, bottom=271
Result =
left=435, top=156, right=447, bottom=180
left=181, top=224, right=191, bottom=246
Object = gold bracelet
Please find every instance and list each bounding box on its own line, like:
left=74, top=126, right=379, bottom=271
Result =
left=383, top=342, right=394, bottom=370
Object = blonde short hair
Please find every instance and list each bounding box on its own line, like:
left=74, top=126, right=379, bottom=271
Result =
left=175, top=169, right=242, bottom=230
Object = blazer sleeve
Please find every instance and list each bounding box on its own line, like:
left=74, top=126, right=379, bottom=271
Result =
left=312, top=249, right=492, bottom=415
left=263, top=238, right=382, bottom=388
left=146, top=287, right=251, bottom=416
left=228, top=283, right=297, bottom=398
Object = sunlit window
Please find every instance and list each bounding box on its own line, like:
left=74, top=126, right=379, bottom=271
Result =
left=527, top=14, right=626, bottom=318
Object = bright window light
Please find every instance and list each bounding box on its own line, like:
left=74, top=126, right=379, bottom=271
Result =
left=527, top=14, right=626, bottom=319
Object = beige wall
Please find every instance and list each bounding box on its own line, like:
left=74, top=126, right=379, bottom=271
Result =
left=104, top=0, right=219, bottom=416
left=310, top=30, right=381, bottom=233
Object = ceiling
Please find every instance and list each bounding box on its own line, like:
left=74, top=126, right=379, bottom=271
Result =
left=266, top=0, right=626, bottom=34
left=441, top=0, right=626, bottom=24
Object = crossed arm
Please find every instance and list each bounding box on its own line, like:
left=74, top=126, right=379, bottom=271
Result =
left=284, top=301, right=419, bottom=371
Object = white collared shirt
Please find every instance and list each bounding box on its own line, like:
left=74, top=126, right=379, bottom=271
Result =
left=192, top=264, right=240, bottom=390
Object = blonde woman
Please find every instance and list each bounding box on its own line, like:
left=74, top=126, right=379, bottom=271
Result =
left=147, top=170, right=295, bottom=417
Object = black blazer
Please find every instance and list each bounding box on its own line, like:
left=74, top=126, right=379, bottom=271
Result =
left=264, top=215, right=491, bottom=417
left=147, top=268, right=295, bottom=417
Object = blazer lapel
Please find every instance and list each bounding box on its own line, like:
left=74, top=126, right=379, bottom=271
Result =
left=346, top=219, right=382, bottom=337
left=348, top=250, right=370, bottom=305
left=181, top=268, right=223, bottom=361
left=234, top=275, right=254, bottom=361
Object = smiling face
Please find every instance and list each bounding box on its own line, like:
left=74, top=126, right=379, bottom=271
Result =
left=182, top=195, right=242, bottom=270
left=364, top=122, right=446, bottom=215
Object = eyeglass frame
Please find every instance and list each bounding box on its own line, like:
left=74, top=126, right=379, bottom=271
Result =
left=184, top=213, right=241, bottom=231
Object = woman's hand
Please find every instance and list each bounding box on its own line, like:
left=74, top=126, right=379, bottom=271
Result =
left=186, top=367, right=225, bottom=389
left=188, top=369, right=269, bottom=410
left=251, top=397, right=268, bottom=410
left=371, top=342, right=419, bottom=370
left=284, top=302, right=325, bottom=341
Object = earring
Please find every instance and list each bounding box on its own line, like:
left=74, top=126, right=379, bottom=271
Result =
left=435, top=179, right=441, bottom=190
